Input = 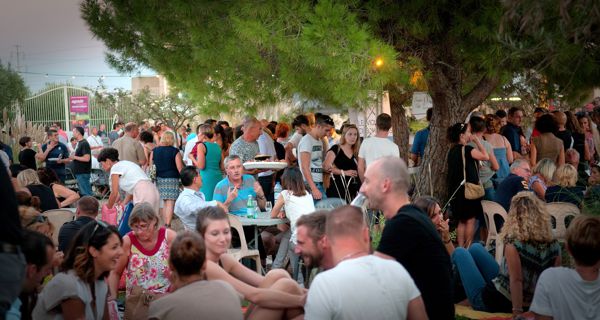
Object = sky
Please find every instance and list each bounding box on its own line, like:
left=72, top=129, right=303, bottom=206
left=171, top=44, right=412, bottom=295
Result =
left=0, top=0, right=154, bottom=94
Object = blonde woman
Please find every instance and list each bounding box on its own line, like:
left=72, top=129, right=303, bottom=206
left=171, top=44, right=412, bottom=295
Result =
left=17, top=169, right=60, bottom=211
left=20, top=206, right=54, bottom=239
left=323, top=124, right=361, bottom=202
left=528, top=158, right=556, bottom=200
left=452, top=192, right=560, bottom=316
left=545, top=164, right=585, bottom=206
left=149, top=131, right=184, bottom=226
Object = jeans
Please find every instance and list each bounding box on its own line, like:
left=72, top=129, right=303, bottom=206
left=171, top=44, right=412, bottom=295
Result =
left=287, top=241, right=304, bottom=284
left=272, top=229, right=291, bottom=269
left=452, top=243, right=499, bottom=311
left=313, top=182, right=327, bottom=205
left=76, top=173, right=92, bottom=196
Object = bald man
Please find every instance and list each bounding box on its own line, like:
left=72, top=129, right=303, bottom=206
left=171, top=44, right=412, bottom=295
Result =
left=360, top=156, right=454, bottom=319
left=305, top=205, right=427, bottom=320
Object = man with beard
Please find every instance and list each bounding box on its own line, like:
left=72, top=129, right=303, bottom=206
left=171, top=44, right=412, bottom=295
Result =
left=294, top=210, right=334, bottom=286
left=361, top=156, right=454, bottom=319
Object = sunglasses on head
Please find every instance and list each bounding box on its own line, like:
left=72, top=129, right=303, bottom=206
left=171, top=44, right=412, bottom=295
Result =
left=90, top=220, right=109, bottom=240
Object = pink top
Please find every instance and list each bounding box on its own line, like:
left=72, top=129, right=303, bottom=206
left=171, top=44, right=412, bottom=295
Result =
left=126, top=227, right=171, bottom=295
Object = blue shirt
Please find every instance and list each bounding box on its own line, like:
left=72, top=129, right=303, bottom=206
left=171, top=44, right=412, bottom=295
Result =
left=41, top=142, right=70, bottom=176
left=495, top=173, right=530, bottom=212
left=410, top=127, right=430, bottom=157
left=213, top=175, right=256, bottom=215
left=501, top=123, right=521, bottom=154
left=174, top=188, right=218, bottom=230
left=6, top=298, right=21, bottom=320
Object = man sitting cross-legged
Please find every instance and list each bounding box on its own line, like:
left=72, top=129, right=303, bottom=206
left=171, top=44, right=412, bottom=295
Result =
left=305, top=205, right=428, bottom=320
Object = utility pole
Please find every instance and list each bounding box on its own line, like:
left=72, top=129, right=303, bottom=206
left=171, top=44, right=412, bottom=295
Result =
left=11, top=45, right=24, bottom=71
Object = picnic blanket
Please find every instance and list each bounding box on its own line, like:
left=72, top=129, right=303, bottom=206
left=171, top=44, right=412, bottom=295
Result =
left=455, top=304, right=534, bottom=319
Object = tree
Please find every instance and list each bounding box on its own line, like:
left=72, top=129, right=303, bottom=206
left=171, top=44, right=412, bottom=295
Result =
left=94, top=88, right=198, bottom=131
left=82, top=1, right=523, bottom=200
left=0, top=62, right=28, bottom=117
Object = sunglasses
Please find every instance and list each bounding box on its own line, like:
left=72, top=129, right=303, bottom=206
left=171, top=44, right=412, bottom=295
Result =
left=26, top=215, right=48, bottom=227
left=91, top=220, right=109, bottom=240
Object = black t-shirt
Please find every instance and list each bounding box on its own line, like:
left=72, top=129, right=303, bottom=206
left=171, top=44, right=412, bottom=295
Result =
left=72, top=139, right=91, bottom=174
left=26, top=184, right=59, bottom=212
left=0, top=160, right=22, bottom=244
left=495, top=173, right=529, bottom=212
left=555, top=130, right=573, bottom=151
left=18, top=148, right=37, bottom=170
left=58, top=216, right=95, bottom=252
left=377, top=205, right=455, bottom=319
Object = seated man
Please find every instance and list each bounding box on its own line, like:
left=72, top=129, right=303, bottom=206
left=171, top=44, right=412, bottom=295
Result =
left=213, top=155, right=266, bottom=215
left=6, top=230, right=55, bottom=320
left=530, top=215, right=600, bottom=320
left=57, top=196, right=99, bottom=252
left=495, top=159, right=531, bottom=212
left=292, top=210, right=333, bottom=287
left=174, top=166, right=229, bottom=230
left=305, top=205, right=428, bottom=319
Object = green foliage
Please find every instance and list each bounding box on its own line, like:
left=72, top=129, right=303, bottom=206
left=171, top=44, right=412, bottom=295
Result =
left=0, top=62, right=28, bottom=114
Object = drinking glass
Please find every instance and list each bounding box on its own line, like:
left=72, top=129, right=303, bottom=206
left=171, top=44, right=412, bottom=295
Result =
left=265, top=201, right=273, bottom=214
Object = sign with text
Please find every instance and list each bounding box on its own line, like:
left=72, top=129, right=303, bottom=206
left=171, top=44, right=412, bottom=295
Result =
left=70, top=96, right=89, bottom=113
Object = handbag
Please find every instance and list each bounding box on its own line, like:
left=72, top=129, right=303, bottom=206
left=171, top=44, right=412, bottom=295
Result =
left=462, top=146, right=485, bottom=200
left=124, top=286, right=166, bottom=320
left=101, top=204, right=118, bottom=225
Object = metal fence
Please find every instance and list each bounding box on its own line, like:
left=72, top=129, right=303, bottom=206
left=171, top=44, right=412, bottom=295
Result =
left=20, top=84, right=112, bottom=131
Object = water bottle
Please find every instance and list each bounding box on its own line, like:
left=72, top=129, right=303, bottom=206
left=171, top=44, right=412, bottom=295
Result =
left=246, top=195, right=255, bottom=219
left=274, top=182, right=282, bottom=202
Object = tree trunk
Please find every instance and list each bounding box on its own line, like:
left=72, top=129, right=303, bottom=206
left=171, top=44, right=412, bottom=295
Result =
left=388, top=87, right=411, bottom=162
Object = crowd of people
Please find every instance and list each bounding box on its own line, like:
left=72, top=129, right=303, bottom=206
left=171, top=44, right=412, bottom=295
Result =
left=0, top=104, right=599, bottom=320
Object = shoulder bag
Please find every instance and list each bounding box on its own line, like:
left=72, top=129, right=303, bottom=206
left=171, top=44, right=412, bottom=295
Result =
left=462, top=146, right=485, bottom=200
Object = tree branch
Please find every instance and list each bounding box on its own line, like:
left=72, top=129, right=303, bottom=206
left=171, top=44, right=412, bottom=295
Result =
left=461, top=76, right=500, bottom=110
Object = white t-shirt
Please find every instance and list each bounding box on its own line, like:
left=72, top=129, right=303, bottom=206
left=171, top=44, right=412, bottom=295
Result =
left=298, top=134, right=324, bottom=183
left=257, top=132, right=276, bottom=177
left=288, top=132, right=303, bottom=148
left=358, top=136, right=400, bottom=167
left=530, top=267, right=600, bottom=320
left=86, top=135, right=103, bottom=149
left=280, top=190, right=315, bottom=244
left=183, top=136, right=198, bottom=166
left=110, top=160, right=150, bottom=193
left=305, top=255, right=420, bottom=320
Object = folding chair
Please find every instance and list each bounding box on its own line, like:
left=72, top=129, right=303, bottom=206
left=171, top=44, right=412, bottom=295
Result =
left=481, top=200, right=508, bottom=263
left=43, top=209, right=75, bottom=246
left=227, top=214, right=262, bottom=273
left=63, top=168, right=79, bottom=193
left=91, top=168, right=110, bottom=200
left=546, top=202, right=580, bottom=240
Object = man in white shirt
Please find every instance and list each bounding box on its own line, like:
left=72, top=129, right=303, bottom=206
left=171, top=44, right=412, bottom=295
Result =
left=357, top=113, right=400, bottom=181
left=183, top=124, right=199, bottom=166
left=174, top=166, right=229, bottom=230
left=285, top=114, right=310, bottom=164
left=305, top=205, right=428, bottom=320
left=86, top=126, right=104, bottom=156
left=298, top=114, right=334, bottom=202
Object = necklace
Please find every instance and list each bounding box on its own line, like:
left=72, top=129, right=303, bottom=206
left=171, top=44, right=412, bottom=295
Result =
left=339, top=250, right=368, bottom=262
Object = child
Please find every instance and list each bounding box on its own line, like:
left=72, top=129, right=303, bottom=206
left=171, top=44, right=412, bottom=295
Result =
left=270, top=167, right=315, bottom=281
left=530, top=215, right=600, bottom=319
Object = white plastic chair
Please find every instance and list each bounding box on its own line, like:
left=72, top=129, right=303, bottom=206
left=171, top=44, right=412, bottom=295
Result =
left=227, top=214, right=262, bottom=273
left=43, top=209, right=75, bottom=246
left=546, top=202, right=580, bottom=240
left=481, top=200, right=508, bottom=263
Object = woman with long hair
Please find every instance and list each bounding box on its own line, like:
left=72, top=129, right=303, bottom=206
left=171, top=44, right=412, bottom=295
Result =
left=323, top=124, right=361, bottom=203
left=214, top=124, right=232, bottom=159
left=17, top=169, right=60, bottom=212
left=577, top=113, right=596, bottom=163
left=452, top=192, right=560, bottom=316
left=413, top=196, right=454, bottom=255
left=565, top=111, right=591, bottom=168
left=148, top=231, right=243, bottom=319
left=483, top=114, right=513, bottom=185
left=190, top=124, right=223, bottom=201
left=446, top=122, right=489, bottom=248
left=20, top=206, right=54, bottom=239
left=530, top=114, right=565, bottom=168
left=149, top=131, right=184, bottom=226
left=33, top=221, right=123, bottom=319
left=37, top=167, right=80, bottom=208
left=528, top=158, right=556, bottom=200
left=196, top=206, right=305, bottom=320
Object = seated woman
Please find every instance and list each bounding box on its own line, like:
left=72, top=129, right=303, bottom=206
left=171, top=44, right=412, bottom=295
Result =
left=109, top=203, right=176, bottom=319
left=148, top=231, right=243, bottom=320
left=545, top=164, right=585, bottom=206
left=528, top=158, right=556, bottom=200
left=452, top=192, right=560, bottom=317
left=20, top=205, right=54, bottom=239
left=33, top=221, right=123, bottom=319
left=37, top=167, right=80, bottom=208
left=413, top=196, right=454, bottom=255
left=196, top=206, right=305, bottom=320
left=17, top=169, right=59, bottom=211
